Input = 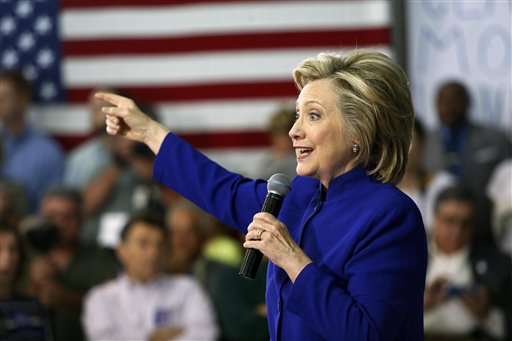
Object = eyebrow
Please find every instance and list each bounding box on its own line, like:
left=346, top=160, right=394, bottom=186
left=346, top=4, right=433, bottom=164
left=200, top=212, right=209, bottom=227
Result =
left=296, top=99, right=325, bottom=108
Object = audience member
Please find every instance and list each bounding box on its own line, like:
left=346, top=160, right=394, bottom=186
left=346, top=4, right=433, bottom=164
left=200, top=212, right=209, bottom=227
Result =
left=398, top=118, right=455, bottom=231
left=83, top=212, right=218, bottom=341
left=0, top=223, right=52, bottom=340
left=424, top=81, right=511, bottom=197
left=166, top=199, right=209, bottom=274
left=424, top=186, right=512, bottom=340
left=0, top=180, right=27, bottom=228
left=0, top=71, right=64, bottom=212
left=26, top=187, right=119, bottom=341
left=256, top=106, right=297, bottom=180
left=81, top=105, right=163, bottom=245
left=64, top=88, right=120, bottom=190
left=164, top=200, right=267, bottom=341
left=487, top=159, right=512, bottom=255
left=199, top=244, right=268, bottom=341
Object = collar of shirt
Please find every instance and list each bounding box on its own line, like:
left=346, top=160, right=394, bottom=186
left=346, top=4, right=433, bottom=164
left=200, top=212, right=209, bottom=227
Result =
left=440, top=121, right=469, bottom=151
left=1, top=126, right=33, bottom=155
left=317, top=165, right=369, bottom=202
left=119, top=273, right=167, bottom=291
left=430, top=241, right=469, bottom=261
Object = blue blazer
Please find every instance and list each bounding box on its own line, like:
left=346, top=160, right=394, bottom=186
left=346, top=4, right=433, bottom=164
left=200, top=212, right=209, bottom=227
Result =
left=153, top=133, right=428, bottom=340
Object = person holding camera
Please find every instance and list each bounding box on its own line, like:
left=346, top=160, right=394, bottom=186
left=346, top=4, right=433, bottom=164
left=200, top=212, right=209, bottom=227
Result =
left=424, top=186, right=512, bottom=340
left=26, top=187, right=119, bottom=341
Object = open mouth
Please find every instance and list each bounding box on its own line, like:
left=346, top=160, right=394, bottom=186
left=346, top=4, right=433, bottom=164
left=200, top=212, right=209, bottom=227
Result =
left=296, top=147, right=313, bottom=160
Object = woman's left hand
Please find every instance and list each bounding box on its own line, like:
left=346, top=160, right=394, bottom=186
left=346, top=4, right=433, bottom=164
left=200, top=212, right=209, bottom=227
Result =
left=244, top=212, right=312, bottom=282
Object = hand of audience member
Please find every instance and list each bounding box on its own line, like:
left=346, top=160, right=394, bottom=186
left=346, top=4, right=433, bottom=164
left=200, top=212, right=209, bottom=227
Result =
left=424, top=277, right=449, bottom=310
left=38, top=280, right=65, bottom=307
left=255, top=303, right=267, bottom=317
left=460, top=286, right=490, bottom=321
left=148, top=326, right=184, bottom=341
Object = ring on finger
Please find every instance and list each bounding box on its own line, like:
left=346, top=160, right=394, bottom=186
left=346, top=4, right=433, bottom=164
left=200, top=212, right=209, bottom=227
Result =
left=257, top=229, right=264, bottom=240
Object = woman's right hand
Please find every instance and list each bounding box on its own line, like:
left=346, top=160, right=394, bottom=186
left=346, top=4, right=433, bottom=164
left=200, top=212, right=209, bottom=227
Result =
left=95, top=92, right=169, bottom=153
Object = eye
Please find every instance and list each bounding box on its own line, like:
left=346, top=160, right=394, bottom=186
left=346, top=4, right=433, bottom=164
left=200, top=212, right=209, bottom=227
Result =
left=308, top=112, right=320, bottom=120
left=294, top=112, right=300, bottom=121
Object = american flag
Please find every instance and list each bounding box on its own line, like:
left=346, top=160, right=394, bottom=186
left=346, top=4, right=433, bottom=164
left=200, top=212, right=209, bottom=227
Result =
left=1, top=0, right=391, bottom=176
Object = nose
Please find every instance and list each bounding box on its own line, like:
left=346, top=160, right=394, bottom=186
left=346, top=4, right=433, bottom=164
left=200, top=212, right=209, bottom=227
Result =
left=288, top=117, right=304, bottom=141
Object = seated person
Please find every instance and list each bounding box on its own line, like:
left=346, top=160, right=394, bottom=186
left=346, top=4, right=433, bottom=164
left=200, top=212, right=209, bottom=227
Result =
left=166, top=199, right=210, bottom=274
left=424, top=186, right=512, bottom=340
left=83, top=212, right=218, bottom=341
left=25, top=187, right=119, bottom=341
left=0, top=223, right=52, bottom=340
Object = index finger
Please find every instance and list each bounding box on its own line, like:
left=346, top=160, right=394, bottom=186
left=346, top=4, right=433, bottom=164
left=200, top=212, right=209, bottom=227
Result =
left=94, top=92, right=132, bottom=107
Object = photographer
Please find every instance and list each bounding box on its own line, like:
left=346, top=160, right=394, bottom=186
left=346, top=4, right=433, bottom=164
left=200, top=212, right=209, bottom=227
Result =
left=424, top=186, right=512, bottom=340
left=26, top=187, right=119, bottom=341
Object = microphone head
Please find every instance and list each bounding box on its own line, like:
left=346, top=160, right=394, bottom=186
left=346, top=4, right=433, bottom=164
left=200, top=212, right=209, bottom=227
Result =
left=267, top=173, right=291, bottom=196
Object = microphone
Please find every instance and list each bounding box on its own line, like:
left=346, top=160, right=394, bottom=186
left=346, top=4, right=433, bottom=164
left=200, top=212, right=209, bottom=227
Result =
left=239, top=173, right=291, bottom=279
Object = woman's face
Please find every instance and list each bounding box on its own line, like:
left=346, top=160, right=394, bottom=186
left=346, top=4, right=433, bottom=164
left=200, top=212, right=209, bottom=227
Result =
left=289, top=79, right=355, bottom=187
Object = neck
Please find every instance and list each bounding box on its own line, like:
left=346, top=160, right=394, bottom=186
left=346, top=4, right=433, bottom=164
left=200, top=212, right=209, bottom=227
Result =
left=399, top=167, right=420, bottom=191
left=446, top=118, right=468, bottom=130
left=126, top=272, right=159, bottom=284
left=320, top=161, right=357, bottom=189
left=5, top=117, right=26, bottom=136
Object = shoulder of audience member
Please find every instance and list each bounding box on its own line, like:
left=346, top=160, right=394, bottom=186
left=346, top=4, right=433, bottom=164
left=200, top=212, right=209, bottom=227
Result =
left=468, top=122, right=512, bottom=144
left=161, top=274, right=209, bottom=296
left=27, top=128, right=64, bottom=156
left=84, top=276, right=120, bottom=302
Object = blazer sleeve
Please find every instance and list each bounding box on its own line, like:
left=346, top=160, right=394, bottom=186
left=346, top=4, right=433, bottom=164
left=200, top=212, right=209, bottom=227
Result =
left=153, top=132, right=267, bottom=233
left=286, top=201, right=427, bottom=340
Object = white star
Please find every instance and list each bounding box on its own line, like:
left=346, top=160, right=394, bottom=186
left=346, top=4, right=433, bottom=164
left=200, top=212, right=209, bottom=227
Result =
left=23, top=64, right=38, bottom=80
left=2, top=49, right=18, bottom=68
left=18, top=32, right=35, bottom=51
left=0, top=16, right=16, bottom=35
left=40, top=82, right=57, bottom=100
left=34, top=15, right=52, bottom=35
left=37, top=48, right=54, bottom=69
left=16, top=1, right=33, bottom=18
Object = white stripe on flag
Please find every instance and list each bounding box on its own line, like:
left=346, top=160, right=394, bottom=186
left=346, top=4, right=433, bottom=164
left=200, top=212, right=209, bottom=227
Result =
left=33, top=99, right=296, bottom=134
left=63, top=47, right=391, bottom=86
left=61, top=1, right=390, bottom=39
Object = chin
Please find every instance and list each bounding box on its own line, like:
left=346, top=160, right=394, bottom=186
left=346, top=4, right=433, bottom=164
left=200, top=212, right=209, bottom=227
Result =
left=296, top=165, right=315, bottom=178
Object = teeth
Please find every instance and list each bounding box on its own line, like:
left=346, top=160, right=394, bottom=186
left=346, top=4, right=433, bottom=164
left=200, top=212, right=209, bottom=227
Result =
left=298, top=148, right=312, bottom=154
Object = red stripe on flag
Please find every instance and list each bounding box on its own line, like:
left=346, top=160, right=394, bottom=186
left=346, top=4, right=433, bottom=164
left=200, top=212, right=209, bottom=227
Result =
left=63, top=28, right=390, bottom=56
left=61, top=0, right=278, bottom=9
left=180, top=130, right=270, bottom=149
left=54, top=130, right=270, bottom=151
left=67, top=80, right=298, bottom=103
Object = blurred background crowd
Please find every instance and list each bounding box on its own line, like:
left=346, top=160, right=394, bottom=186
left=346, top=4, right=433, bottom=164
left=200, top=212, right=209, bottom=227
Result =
left=0, top=1, right=511, bottom=341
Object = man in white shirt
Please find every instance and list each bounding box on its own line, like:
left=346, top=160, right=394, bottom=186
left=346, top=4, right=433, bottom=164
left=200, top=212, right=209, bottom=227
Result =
left=83, top=212, right=218, bottom=341
left=424, top=186, right=512, bottom=340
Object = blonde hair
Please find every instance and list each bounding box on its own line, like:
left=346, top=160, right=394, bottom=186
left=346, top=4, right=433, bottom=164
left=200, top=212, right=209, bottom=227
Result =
left=293, top=50, right=414, bottom=184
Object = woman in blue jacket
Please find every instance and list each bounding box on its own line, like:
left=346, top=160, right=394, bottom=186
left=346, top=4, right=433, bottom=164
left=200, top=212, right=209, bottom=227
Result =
left=98, top=50, right=428, bottom=340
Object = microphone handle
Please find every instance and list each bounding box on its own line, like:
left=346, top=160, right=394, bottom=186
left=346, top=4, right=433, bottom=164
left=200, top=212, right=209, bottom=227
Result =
left=239, top=193, right=283, bottom=279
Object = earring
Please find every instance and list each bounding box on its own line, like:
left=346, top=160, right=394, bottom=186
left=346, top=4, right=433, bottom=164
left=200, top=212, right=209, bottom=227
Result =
left=352, top=144, right=360, bottom=154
